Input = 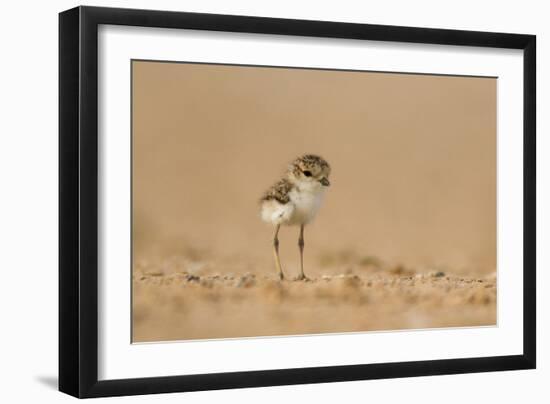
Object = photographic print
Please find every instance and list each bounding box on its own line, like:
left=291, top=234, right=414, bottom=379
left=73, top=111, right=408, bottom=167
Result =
left=131, top=60, right=497, bottom=343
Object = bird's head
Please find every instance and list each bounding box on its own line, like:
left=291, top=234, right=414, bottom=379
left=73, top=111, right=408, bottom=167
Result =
left=287, top=154, right=331, bottom=189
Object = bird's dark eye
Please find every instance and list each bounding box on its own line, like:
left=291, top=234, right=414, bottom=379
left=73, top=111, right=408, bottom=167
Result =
left=303, top=170, right=312, bottom=177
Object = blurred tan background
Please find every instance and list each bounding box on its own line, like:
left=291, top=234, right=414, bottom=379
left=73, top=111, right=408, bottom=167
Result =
left=132, top=60, right=496, bottom=275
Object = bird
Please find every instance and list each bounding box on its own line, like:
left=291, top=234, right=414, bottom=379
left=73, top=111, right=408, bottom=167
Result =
left=259, top=154, right=331, bottom=281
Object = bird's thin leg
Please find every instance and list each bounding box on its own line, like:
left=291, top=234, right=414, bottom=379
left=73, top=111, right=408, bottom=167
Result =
left=273, top=224, right=285, bottom=281
left=298, top=224, right=307, bottom=280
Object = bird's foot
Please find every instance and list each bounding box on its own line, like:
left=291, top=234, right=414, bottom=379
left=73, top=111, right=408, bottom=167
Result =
left=278, top=272, right=285, bottom=281
left=294, top=274, right=310, bottom=282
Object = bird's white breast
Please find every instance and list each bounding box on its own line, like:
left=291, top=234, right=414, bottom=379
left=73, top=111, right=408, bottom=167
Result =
left=287, top=185, right=325, bottom=225
left=260, top=181, right=326, bottom=226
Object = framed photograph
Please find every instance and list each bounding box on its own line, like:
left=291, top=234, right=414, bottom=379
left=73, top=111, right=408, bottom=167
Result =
left=59, top=6, right=536, bottom=398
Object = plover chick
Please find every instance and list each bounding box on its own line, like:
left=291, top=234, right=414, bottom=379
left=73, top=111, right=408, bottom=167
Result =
left=260, top=154, right=331, bottom=281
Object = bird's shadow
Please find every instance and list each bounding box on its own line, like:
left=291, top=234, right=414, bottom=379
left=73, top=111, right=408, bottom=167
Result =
left=35, top=375, right=58, bottom=390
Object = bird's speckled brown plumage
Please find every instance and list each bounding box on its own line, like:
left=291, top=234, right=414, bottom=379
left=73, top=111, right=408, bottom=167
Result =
left=295, top=154, right=330, bottom=169
left=260, top=178, right=294, bottom=204
left=260, top=154, right=331, bottom=206
left=290, top=155, right=330, bottom=178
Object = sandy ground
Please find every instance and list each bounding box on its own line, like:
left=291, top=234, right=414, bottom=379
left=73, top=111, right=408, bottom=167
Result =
left=132, top=256, right=496, bottom=342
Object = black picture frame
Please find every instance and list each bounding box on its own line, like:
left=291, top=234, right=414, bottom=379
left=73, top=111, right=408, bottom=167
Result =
left=59, top=5, right=536, bottom=398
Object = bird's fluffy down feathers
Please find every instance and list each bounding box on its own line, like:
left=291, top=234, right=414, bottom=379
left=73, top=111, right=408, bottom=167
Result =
left=260, top=154, right=330, bottom=226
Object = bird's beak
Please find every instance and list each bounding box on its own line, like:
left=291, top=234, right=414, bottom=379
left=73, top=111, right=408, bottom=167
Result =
left=320, top=177, right=330, bottom=186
